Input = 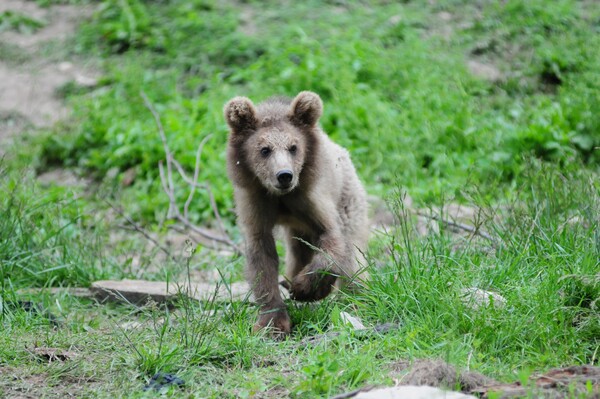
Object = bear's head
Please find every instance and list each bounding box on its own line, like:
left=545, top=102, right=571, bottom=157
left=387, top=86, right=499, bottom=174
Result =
left=224, top=91, right=323, bottom=195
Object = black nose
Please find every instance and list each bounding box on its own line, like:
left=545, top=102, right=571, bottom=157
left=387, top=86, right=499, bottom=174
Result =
left=276, top=170, right=293, bottom=185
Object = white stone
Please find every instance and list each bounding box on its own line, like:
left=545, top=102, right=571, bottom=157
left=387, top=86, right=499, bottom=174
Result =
left=460, top=287, right=506, bottom=310
left=353, top=386, right=476, bottom=399
left=339, top=311, right=366, bottom=330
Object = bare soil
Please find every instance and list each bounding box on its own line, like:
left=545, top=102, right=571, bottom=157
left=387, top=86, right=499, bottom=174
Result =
left=0, top=0, right=98, bottom=154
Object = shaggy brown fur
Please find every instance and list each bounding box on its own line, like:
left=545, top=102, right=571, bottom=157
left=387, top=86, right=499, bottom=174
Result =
left=224, top=91, right=369, bottom=336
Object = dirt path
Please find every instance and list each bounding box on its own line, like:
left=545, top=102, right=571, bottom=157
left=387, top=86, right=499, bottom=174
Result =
left=0, top=0, right=98, bottom=154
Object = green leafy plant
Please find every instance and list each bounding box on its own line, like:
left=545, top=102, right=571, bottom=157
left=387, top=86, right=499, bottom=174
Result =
left=0, top=11, right=45, bottom=33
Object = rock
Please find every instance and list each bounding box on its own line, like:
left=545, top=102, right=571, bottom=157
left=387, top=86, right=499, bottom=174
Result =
left=343, top=386, right=476, bottom=399
left=339, top=311, right=366, bottom=330
left=37, top=168, right=88, bottom=188
left=90, top=279, right=288, bottom=305
left=399, top=359, right=495, bottom=391
left=91, top=279, right=179, bottom=305
left=460, top=287, right=506, bottom=310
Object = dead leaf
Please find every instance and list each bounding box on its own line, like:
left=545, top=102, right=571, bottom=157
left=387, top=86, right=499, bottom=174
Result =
left=30, top=347, right=77, bottom=363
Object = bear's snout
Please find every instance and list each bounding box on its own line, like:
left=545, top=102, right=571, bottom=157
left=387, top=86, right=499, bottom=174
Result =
left=276, top=170, right=294, bottom=187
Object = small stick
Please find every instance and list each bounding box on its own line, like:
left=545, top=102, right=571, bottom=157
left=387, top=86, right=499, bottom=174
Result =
left=141, top=91, right=241, bottom=254
left=168, top=158, right=234, bottom=244
left=415, top=210, right=497, bottom=244
left=205, top=184, right=234, bottom=249
left=105, top=199, right=175, bottom=261
left=174, top=213, right=238, bottom=249
left=183, top=134, right=212, bottom=219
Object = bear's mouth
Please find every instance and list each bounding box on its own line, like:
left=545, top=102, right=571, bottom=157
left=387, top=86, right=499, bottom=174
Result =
left=274, top=184, right=294, bottom=194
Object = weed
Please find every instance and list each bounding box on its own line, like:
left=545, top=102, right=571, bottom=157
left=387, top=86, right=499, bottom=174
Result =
left=0, top=11, right=45, bottom=34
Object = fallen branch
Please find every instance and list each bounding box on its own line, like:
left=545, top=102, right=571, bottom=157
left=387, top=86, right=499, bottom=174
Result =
left=141, top=91, right=242, bottom=255
left=415, top=210, right=497, bottom=245
left=104, top=198, right=176, bottom=262
left=169, top=152, right=230, bottom=242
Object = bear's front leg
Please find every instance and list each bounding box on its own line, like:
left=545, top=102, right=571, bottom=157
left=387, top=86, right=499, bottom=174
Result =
left=289, top=261, right=338, bottom=302
left=246, top=232, right=291, bottom=337
left=289, top=231, right=345, bottom=302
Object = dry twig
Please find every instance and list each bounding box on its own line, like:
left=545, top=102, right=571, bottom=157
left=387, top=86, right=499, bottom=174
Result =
left=415, top=210, right=497, bottom=245
left=141, top=91, right=241, bottom=254
left=105, top=198, right=175, bottom=261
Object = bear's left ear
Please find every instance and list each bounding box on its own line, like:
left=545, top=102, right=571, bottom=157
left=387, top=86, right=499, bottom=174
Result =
left=289, top=91, right=323, bottom=127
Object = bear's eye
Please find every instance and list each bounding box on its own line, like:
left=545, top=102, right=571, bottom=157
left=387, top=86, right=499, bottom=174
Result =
left=289, top=145, right=297, bottom=154
left=260, top=147, right=271, bottom=157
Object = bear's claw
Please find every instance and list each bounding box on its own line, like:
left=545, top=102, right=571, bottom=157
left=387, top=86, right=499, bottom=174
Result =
left=254, top=307, right=291, bottom=339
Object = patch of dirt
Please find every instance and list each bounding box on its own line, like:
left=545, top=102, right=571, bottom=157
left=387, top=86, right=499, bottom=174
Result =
left=475, top=365, right=600, bottom=398
left=0, top=61, right=71, bottom=126
left=391, top=359, right=496, bottom=392
left=388, top=359, right=600, bottom=399
left=0, top=368, right=48, bottom=399
left=0, top=0, right=90, bottom=49
left=467, top=59, right=503, bottom=82
left=433, top=11, right=455, bottom=40
left=238, top=5, right=258, bottom=36
left=424, top=8, right=479, bottom=42
left=0, top=0, right=99, bottom=155
left=0, top=366, right=101, bottom=399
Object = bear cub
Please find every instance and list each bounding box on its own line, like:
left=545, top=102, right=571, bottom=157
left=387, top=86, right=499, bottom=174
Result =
left=224, top=91, right=369, bottom=336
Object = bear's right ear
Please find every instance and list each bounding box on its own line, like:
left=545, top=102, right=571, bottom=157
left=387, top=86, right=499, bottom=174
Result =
left=224, top=97, right=258, bottom=133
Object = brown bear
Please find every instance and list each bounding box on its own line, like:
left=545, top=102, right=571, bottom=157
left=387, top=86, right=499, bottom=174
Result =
left=224, top=91, right=369, bottom=336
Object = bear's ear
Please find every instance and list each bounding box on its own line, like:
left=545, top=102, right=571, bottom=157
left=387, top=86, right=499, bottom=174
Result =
left=224, top=97, right=258, bottom=133
left=289, top=91, right=323, bottom=127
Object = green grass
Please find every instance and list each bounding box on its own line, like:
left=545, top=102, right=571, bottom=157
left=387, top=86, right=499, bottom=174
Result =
left=1, top=161, right=598, bottom=397
left=1, top=0, right=599, bottom=397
